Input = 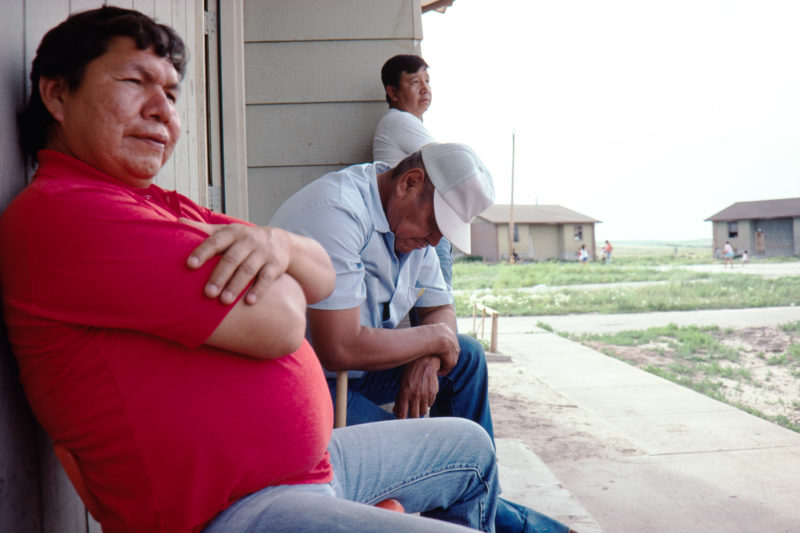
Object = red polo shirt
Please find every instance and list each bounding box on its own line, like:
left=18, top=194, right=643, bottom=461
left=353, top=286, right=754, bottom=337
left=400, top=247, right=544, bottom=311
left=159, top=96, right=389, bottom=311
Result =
left=0, top=151, right=333, bottom=532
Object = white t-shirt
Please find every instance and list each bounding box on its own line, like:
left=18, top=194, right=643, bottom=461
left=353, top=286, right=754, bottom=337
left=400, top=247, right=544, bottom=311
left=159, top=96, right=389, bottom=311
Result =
left=373, top=108, right=435, bottom=166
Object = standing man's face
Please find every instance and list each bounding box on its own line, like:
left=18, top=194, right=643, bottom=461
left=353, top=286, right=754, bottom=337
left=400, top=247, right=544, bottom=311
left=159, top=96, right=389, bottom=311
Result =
left=41, top=36, right=181, bottom=187
left=387, top=66, right=431, bottom=119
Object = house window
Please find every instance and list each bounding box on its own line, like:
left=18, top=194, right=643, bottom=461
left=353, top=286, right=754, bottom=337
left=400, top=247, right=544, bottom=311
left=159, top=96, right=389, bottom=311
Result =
left=727, top=221, right=738, bottom=238
left=513, top=225, right=519, bottom=242
left=573, top=225, right=583, bottom=241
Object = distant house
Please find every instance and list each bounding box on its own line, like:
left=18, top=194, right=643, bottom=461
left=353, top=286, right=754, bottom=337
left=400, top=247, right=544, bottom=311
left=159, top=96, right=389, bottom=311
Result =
left=470, top=204, right=601, bottom=262
left=705, top=197, right=800, bottom=257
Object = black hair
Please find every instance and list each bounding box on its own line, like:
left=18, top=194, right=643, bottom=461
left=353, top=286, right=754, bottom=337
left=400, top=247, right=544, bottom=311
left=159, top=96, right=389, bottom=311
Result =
left=18, top=6, right=187, bottom=165
left=380, top=54, right=429, bottom=105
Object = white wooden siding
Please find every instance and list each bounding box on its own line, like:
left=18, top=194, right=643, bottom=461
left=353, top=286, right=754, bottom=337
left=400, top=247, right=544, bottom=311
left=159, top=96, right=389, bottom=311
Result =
left=245, top=40, right=413, bottom=104
left=243, top=0, right=421, bottom=42
left=240, top=0, right=422, bottom=221
left=248, top=164, right=342, bottom=226
left=246, top=102, right=388, bottom=166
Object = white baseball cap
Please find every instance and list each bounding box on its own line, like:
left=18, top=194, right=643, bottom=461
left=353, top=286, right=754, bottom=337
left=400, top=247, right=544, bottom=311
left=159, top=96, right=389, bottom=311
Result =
left=421, top=143, right=495, bottom=254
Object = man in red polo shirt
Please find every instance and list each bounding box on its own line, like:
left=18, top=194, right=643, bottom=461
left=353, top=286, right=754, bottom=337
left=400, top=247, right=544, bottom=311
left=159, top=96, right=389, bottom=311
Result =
left=0, top=7, right=501, bottom=533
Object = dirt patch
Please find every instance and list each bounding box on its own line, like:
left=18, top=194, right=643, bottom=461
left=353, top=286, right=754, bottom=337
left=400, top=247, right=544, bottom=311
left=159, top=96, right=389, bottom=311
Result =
left=581, top=326, right=800, bottom=430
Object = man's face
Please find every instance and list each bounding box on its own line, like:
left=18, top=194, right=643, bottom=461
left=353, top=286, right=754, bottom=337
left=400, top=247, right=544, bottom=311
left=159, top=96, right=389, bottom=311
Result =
left=388, top=66, right=431, bottom=119
left=387, top=185, right=443, bottom=255
left=49, top=37, right=181, bottom=187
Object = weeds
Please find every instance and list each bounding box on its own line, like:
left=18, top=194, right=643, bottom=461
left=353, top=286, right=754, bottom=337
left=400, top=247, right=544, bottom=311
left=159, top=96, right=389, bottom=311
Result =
left=467, top=332, right=491, bottom=352
left=575, top=324, right=740, bottom=362
left=780, top=320, right=800, bottom=333
left=767, top=354, right=790, bottom=366
left=787, top=343, right=800, bottom=361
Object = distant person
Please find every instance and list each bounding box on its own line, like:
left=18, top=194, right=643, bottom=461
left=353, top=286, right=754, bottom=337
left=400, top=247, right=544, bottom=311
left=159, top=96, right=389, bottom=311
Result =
left=723, top=241, right=734, bottom=268
left=742, top=250, right=750, bottom=266
left=578, top=244, right=589, bottom=264
left=603, top=240, right=613, bottom=264
left=373, top=54, right=454, bottom=290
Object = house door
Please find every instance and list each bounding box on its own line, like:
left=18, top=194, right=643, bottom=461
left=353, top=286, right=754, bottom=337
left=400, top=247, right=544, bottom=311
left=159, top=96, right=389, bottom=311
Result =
left=753, top=218, right=794, bottom=256
left=204, top=0, right=249, bottom=219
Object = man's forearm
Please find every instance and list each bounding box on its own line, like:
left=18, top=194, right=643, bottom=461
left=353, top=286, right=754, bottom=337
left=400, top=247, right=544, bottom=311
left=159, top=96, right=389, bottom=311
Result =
left=308, top=307, right=458, bottom=372
left=414, top=303, right=457, bottom=334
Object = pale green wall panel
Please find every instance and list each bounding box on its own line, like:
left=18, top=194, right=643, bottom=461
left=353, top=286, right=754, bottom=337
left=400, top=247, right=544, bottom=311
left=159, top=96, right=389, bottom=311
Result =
left=247, top=164, right=343, bottom=224
left=243, top=0, right=420, bottom=42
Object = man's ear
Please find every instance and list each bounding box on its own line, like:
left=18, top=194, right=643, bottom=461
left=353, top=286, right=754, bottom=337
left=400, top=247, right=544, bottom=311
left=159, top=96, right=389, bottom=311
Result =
left=386, top=85, right=399, bottom=103
left=395, top=168, right=426, bottom=198
left=38, top=77, right=68, bottom=123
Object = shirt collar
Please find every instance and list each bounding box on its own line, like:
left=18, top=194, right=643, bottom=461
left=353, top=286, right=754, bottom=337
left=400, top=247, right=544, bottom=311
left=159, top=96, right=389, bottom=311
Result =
left=369, top=162, right=392, bottom=234
left=35, top=150, right=161, bottom=196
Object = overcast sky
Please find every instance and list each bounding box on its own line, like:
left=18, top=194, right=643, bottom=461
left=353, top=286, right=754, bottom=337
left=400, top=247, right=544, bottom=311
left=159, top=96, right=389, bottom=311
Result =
left=420, top=0, right=800, bottom=241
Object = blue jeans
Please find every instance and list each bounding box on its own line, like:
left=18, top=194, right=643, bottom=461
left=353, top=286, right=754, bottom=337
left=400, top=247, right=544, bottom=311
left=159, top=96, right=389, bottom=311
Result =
left=495, top=498, right=570, bottom=533
left=332, top=334, right=495, bottom=443
left=203, top=418, right=498, bottom=532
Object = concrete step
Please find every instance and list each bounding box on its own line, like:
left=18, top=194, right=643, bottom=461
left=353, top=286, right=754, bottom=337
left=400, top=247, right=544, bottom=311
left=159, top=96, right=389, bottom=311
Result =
left=496, top=438, right=603, bottom=533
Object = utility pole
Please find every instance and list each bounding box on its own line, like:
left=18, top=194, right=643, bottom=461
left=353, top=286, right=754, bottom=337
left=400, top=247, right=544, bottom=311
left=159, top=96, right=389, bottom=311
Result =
left=508, top=128, right=516, bottom=264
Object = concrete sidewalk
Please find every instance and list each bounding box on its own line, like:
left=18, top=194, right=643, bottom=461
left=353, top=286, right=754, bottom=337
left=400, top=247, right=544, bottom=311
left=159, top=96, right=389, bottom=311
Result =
left=514, top=305, right=800, bottom=335
left=465, top=308, right=800, bottom=533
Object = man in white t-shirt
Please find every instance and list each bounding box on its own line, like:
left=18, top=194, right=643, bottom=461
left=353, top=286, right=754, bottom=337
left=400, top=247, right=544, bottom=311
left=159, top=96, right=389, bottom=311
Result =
left=373, top=55, right=434, bottom=164
left=373, top=55, right=453, bottom=289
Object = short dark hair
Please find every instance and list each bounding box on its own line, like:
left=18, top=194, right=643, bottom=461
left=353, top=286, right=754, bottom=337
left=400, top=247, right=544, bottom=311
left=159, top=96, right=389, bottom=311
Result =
left=380, top=54, right=429, bottom=104
left=18, top=6, right=187, bottom=166
left=388, top=151, right=435, bottom=198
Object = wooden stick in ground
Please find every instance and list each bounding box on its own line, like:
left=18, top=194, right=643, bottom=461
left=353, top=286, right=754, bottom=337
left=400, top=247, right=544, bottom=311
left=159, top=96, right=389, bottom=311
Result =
left=335, top=371, right=348, bottom=428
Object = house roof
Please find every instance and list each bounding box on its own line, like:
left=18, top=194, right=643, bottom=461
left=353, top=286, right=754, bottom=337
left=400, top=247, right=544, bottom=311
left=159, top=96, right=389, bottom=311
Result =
left=705, top=197, right=800, bottom=222
left=477, top=204, right=601, bottom=225
left=422, top=0, right=456, bottom=13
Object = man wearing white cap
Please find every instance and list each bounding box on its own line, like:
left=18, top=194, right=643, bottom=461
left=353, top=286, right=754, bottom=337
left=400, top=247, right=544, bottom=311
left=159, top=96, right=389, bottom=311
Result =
left=272, top=145, right=574, bottom=532
left=271, top=142, right=493, bottom=431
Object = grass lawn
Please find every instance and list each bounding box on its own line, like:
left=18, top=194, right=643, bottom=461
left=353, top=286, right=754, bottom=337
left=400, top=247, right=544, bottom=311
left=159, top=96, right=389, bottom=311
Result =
left=452, top=254, right=800, bottom=317
left=452, top=261, right=712, bottom=291
left=455, top=275, right=800, bottom=316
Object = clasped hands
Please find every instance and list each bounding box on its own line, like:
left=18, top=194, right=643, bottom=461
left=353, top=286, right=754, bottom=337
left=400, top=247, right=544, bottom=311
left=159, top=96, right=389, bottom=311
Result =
left=394, top=324, right=459, bottom=419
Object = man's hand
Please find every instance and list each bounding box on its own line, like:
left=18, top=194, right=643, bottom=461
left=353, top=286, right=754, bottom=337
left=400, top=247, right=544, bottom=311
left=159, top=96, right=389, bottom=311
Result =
left=430, top=323, right=460, bottom=375
left=181, top=219, right=291, bottom=305
left=394, top=356, right=440, bottom=419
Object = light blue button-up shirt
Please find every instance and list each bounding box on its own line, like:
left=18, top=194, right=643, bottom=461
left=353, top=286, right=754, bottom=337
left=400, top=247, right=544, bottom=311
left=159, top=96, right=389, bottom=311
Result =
left=270, top=162, right=452, bottom=334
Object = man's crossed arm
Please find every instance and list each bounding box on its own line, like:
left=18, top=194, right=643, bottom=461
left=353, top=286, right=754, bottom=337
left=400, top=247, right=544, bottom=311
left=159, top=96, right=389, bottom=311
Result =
left=181, top=220, right=335, bottom=360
